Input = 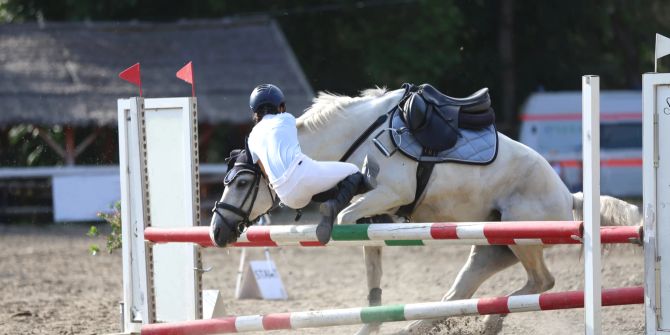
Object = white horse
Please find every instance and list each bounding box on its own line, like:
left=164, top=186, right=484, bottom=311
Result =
left=210, top=87, right=642, bottom=334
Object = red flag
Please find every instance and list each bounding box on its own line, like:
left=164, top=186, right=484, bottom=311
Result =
left=119, top=63, right=142, bottom=96
left=176, top=61, right=195, bottom=97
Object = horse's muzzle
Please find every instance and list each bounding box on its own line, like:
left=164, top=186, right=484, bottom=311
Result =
left=209, top=213, right=241, bottom=247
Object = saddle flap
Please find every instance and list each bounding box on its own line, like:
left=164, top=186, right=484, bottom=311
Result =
left=402, top=93, right=429, bottom=131
left=400, top=91, right=460, bottom=152
left=387, top=109, right=499, bottom=164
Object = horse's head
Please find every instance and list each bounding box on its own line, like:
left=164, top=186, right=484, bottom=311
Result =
left=209, top=148, right=277, bottom=247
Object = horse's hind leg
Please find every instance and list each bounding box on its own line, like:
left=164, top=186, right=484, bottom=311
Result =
left=394, top=245, right=519, bottom=335
left=479, top=194, right=569, bottom=334
left=481, top=244, right=555, bottom=335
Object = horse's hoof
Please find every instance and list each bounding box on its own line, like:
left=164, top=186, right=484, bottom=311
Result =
left=393, top=320, right=435, bottom=335
left=482, top=315, right=505, bottom=335
left=354, top=323, right=380, bottom=335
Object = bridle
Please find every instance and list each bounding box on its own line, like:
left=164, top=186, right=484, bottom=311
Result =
left=211, top=145, right=279, bottom=238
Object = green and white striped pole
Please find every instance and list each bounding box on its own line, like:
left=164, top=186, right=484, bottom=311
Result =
left=141, top=287, right=643, bottom=334
left=143, top=222, right=641, bottom=248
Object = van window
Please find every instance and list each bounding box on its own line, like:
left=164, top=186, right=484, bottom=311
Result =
left=532, top=121, right=582, bottom=154
left=601, top=122, right=642, bottom=149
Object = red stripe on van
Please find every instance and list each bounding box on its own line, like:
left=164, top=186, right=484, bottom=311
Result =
left=556, top=160, right=581, bottom=167
left=553, top=158, right=642, bottom=168
left=520, top=113, right=641, bottom=121
left=604, top=158, right=643, bottom=167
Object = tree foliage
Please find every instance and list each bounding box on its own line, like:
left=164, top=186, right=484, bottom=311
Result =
left=2, top=0, right=670, bottom=134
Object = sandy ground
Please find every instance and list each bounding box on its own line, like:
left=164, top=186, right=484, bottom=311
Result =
left=0, top=212, right=644, bottom=335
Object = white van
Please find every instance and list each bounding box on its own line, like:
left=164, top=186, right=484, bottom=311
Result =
left=518, top=90, right=642, bottom=197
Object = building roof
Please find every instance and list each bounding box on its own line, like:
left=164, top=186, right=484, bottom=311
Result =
left=0, top=17, right=314, bottom=126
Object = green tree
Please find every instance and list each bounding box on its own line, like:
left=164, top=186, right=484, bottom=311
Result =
left=278, top=1, right=463, bottom=94
left=3, top=0, right=670, bottom=137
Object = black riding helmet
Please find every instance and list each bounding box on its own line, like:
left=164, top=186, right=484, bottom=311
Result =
left=249, top=84, right=285, bottom=113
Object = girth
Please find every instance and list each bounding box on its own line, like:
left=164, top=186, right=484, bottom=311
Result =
left=396, top=159, right=435, bottom=219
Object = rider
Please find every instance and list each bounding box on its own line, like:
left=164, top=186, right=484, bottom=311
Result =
left=246, top=84, right=379, bottom=244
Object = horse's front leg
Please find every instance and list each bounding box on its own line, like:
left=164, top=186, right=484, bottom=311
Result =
left=337, top=186, right=410, bottom=335
left=352, top=245, right=383, bottom=335
left=337, top=184, right=409, bottom=225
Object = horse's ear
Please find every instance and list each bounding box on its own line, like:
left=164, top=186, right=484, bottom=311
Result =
left=245, top=148, right=253, bottom=164
left=226, top=149, right=243, bottom=162
left=226, top=149, right=243, bottom=170
left=244, top=138, right=253, bottom=163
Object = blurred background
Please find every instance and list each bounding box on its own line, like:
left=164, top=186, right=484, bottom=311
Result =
left=1, top=0, right=667, bottom=224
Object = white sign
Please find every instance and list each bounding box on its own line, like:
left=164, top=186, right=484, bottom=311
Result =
left=238, top=259, right=288, bottom=300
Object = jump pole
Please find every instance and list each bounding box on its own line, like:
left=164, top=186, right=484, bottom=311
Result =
left=583, top=75, right=601, bottom=334
left=143, top=222, right=642, bottom=248
left=141, top=287, right=643, bottom=335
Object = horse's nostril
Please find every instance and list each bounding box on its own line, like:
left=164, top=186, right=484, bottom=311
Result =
left=210, top=215, right=242, bottom=247
left=211, top=220, right=229, bottom=247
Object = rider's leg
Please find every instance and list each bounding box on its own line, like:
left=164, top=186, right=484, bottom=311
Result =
left=311, top=157, right=378, bottom=203
left=270, top=154, right=379, bottom=243
left=271, top=154, right=360, bottom=209
left=316, top=156, right=380, bottom=244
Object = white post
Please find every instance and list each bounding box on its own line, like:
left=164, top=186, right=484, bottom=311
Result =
left=119, top=97, right=204, bottom=330
left=643, top=72, right=670, bottom=334
left=582, top=75, right=601, bottom=335
left=119, top=97, right=152, bottom=332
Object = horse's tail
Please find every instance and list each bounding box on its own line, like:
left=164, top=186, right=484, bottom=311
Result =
left=572, top=192, right=642, bottom=227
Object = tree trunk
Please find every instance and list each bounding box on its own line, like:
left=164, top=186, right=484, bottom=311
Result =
left=498, top=0, right=516, bottom=136
left=610, top=6, right=639, bottom=88
left=64, top=126, right=76, bottom=166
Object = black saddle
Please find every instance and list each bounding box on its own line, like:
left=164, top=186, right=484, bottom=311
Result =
left=399, top=83, right=495, bottom=152
left=419, top=83, right=491, bottom=112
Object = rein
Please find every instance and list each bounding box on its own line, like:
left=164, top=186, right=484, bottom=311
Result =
left=339, top=113, right=390, bottom=162
left=338, top=86, right=414, bottom=162
left=340, top=84, right=416, bottom=162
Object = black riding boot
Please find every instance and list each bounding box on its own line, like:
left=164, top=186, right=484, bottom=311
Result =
left=316, top=156, right=379, bottom=244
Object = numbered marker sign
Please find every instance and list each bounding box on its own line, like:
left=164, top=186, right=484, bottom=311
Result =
left=238, top=258, right=288, bottom=301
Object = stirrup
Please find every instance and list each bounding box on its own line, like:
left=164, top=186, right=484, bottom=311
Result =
left=362, top=155, right=379, bottom=190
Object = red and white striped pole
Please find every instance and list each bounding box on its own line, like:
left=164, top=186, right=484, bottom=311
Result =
left=142, top=222, right=641, bottom=248
left=141, top=287, right=643, bottom=335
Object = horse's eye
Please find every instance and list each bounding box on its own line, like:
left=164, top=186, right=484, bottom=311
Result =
left=237, top=179, right=249, bottom=187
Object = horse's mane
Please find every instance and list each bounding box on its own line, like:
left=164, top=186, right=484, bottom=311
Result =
left=297, top=87, right=388, bottom=132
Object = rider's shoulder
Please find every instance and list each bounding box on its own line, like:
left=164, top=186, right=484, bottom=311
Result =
left=278, top=112, right=296, bottom=123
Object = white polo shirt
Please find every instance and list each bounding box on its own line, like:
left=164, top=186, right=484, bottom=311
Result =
left=247, top=112, right=302, bottom=184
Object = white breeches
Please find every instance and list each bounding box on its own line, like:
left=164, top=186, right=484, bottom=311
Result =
left=270, top=153, right=359, bottom=209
